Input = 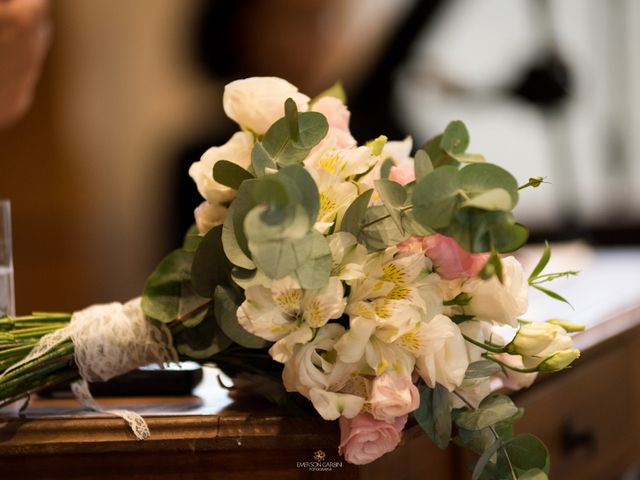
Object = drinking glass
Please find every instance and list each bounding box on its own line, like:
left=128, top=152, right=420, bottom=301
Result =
left=0, top=200, right=15, bottom=316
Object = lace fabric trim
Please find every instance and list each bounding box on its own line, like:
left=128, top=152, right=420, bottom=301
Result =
left=1, top=297, right=177, bottom=440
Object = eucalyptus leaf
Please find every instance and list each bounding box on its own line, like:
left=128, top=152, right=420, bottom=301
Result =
left=504, top=434, right=550, bottom=474
left=441, top=120, right=470, bottom=154
left=278, top=165, right=320, bottom=224
left=245, top=204, right=309, bottom=243
left=443, top=209, right=527, bottom=254
left=142, top=249, right=208, bottom=323
left=465, top=360, right=503, bottom=379
left=451, top=153, right=486, bottom=164
left=459, top=163, right=519, bottom=208
left=231, top=179, right=260, bottom=257
left=340, top=189, right=373, bottom=237
left=249, top=230, right=312, bottom=280
left=214, top=285, right=270, bottom=349
left=230, top=266, right=271, bottom=290
left=284, top=97, right=301, bottom=142
left=412, top=166, right=461, bottom=229
left=380, top=158, right=395, bottom=179
left=251, top=141, right=276, bottom=176
left=293, top=231, right=332, bottom=289
left=213, top=160, right=254, bottom=190
left=462, top=188, right=513, bottom=211
left=191, top=225, right=232, bottom=298
left=454, top=394, right=519, bottom=431
left=414, top=383, right=452, bottom=449
left=414, top=149, right=433, bottom=180
left=173, top=309, right=233, bottom=359
left=456, top=426, right=496, bottom=456
left=401, top=209, right=433, bottom=237
left=472, top=438, right=502, bottom=480
left=182, top=225, right=202, bottom=253
left=375, top=178, right=407, bottom=232
left=422, top=134, right=459, bottom=169
left=360, top=205, right=409, bottom=251
left=222, top=204, right=255, bottom=270
left=253, top=109, right=328, bottom=169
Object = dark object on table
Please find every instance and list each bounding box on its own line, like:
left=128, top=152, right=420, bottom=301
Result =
left=39, top=362, right=203, bottom=397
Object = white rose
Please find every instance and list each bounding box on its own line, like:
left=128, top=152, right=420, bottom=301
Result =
left=463, top=256, right=528, bottom=326
left=415, top=314, right=469, bottom=392
left=223, top=77, right=310, bottom=134
left=193, top=201, right=227, bottom=234
left=282, top=323, right=352, bottom=398
left=188, top=131, right=253, bottom=206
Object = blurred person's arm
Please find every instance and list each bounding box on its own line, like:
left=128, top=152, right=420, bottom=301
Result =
left=0, top=0, right=50, bottom=128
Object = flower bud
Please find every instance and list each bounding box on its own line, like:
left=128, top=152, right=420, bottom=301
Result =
left=545, top=319, right=584, bottom=333
left=509, top=322, right=559, bottom=356
left=537, top=349, right=580, bottom=372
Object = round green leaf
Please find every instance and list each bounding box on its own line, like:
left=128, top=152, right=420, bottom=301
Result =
left=454, top=394, right=519, bottom=431
left=278, top=165, right=320, bottom=224
left=459, top=163, right=519, bottom=207
left=173, top=310, right=233, bottom=359
left=504, top=433, right=550, bottom=474
left=222, top=204, right=255, bottom=270
left=191, top=225, right=232, bottom=298
left=213, top=160, right=254, bottom=190
left=441, top=120, right=470, bottom=154
left=412, top=166, right=461, bottom=229
left=142, top=249, right=205, bottom=323
left=214, top=285, right=269, bottom=349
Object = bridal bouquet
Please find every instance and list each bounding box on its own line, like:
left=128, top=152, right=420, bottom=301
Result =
left=0, top=77, right=581, bottom=479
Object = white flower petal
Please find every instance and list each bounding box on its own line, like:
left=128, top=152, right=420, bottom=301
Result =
left=309, top=388, right=365, bottom=420
left=334, top=316, right=377, bottom=363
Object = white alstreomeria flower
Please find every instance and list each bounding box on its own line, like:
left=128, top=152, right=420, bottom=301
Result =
left=237, top=276, right=346, bottom=363
left=334, top=248, right=444, bottom=374
left=328, top=232, right=368, bottom=282
left=308, top=167, right=358, bottom=233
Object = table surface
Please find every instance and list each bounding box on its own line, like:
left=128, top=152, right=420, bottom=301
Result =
left=1, top=244, right=639, bottom=456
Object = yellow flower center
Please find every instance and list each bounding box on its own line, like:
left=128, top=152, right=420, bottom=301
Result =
left=274, top=289, right=303, bottom=314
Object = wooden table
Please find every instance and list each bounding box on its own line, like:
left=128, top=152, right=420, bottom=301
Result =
left=1, top=245, right=640, bottom=479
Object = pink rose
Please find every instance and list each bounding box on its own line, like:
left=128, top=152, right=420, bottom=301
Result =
left=494, top=353, right=537, bottom=391
left=311, top=96, right=356, bottom=150
left=388, top=163, right=415, bottom=186
left=422, top=234, right=489, bottom=280
left=369, top=373, right=419, bottom=422
left=338, top=412, right=407, bottom=465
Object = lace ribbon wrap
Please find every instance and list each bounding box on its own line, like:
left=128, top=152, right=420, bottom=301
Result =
left=1, top=298, right=178, bottom=439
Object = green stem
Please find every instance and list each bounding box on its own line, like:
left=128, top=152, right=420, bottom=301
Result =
left=360, top=205, right=413, bottom=230
left=462, top=334, right=507, bottom=354
left=483, top=353, right=538, bottom=373
left=0, top=341, right=74, bottom=381
left=0, top=359, right=75, bottom=399
left=453, top=391, right=518, bottom=480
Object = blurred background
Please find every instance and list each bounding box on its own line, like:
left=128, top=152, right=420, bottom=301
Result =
left=1, top=0, right=639, bottom=313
